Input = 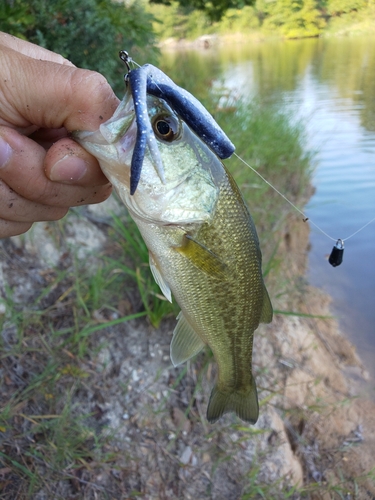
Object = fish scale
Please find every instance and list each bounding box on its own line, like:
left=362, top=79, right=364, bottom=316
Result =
left=74, top=68, right=272, bottom=423
left=135, top=161, right=271, bottom=423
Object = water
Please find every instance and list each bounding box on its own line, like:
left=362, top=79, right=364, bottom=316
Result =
left=161, top=37, right=375, bottom=375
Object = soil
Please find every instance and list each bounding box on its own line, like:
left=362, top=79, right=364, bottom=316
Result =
left=1, top=199, right=375, bottom=499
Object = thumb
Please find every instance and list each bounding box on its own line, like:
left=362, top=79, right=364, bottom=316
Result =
left=0, top=44, right=119, bottom=133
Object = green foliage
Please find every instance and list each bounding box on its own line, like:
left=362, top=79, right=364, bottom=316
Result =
left=150, top=0, right=256, bottom=22
left=0, top=1, right=34, bottom=39
left=258, top=0, right=326, bottom=38
left=326, top=4, right=375, bottom=36
left=149, top=0, right=373, bottom=41
left=0, top=0, right=159, bottom=96
left=149, top=1, right=213, bottom=40
left=221, top=100, right=312, bottom=257
left=219, top=6, right=260, bottom=32
left=327, top=0, right=367, bottom=16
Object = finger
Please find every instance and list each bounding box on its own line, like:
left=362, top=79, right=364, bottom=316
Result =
left=45, top=137, right=109, bottom=186
left=0, top=45, right=119, bottom=132
left=0, top=219, right=32, bottom=239
left=0, top=32, right=75, bottom=66
left=0, top=180, right=68, bottom=222
left=0, top=127, right=112, bottom=208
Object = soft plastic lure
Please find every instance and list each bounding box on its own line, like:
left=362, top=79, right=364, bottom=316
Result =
left=119, top=51, right=235, bottom=194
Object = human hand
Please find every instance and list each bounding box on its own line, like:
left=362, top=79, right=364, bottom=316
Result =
left=0, top=32, right=120, bottom=238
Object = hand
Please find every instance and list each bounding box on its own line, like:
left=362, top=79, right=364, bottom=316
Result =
left=0, top=32, right=120, bottom=238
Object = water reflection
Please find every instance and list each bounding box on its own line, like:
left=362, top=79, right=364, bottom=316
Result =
left=161, top=37, right=375, bottom=376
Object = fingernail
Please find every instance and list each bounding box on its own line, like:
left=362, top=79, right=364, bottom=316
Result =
left=0, top=136, right=13, bottom=168
left=49, top=155, right=88, bottom=183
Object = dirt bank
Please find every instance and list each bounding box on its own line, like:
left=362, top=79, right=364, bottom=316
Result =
left=1, top=200, right=375, bottom=499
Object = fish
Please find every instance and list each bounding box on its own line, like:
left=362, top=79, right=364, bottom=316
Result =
left=74, top=63, right=273, bottom=423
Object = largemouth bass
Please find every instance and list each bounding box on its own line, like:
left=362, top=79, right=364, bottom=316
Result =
left=75, top=64, right=272, bottom=423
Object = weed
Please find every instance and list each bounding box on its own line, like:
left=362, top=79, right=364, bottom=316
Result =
left=0, top=223, right=151, bottom=497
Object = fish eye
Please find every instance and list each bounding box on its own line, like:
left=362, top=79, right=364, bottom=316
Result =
left=152, top=114, right=180, bottom=142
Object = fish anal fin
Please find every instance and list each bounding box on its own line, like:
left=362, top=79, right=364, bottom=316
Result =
left=149, top=252, right=172, bottom=303
left=170, top=312, right=205, bottom=367
left=207, top=377, right=259, bottom=424
left=260, top=286, right=273, bottom=324
left=176, top=234, right=227, bottom=279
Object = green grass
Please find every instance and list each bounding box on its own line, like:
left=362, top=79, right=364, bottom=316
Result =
left=0, top=231, right=144, bottom=497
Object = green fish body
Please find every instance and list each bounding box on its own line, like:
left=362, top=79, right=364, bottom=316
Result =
left=75, top=91, right=272, bottom=423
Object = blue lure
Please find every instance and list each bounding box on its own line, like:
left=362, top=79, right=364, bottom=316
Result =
left=119, top=51, right=235, bottom=195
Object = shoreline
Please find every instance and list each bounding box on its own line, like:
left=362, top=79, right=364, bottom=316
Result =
left=158, top=28, right=375, bottom=51
left=157, top=35, right=375, bottom=395
left=257, top=211, right=375, bottom=491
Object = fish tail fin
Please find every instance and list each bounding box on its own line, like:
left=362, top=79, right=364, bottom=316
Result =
left=206, top=378, right=259, bottom=424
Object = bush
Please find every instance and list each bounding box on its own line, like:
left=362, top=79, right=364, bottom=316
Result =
left=0, top=0, right=159, bottom=96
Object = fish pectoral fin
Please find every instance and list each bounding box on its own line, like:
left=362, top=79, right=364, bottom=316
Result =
left=149, top=252, right=172, bottom=303
left=207, top=377, right=259, bottom=424
left=170, top=312, right=205, bottom=367
left=260, top=286, right=273, bottom=324
left=175, top=234, right=227, bottom=279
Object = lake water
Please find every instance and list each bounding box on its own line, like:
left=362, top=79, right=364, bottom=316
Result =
left=161, top=37, right=375, bottom=377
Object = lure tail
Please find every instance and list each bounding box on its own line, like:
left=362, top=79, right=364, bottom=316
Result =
left=206, top=379, right=259, bottom=424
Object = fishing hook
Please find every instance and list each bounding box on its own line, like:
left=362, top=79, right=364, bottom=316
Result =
left=119, top=50, right=132, bottom=74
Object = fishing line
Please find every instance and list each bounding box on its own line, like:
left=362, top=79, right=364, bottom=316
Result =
left=119, top=50, right=141, bottom=72
left=234, top=152, right=375, bottom=266
left=233, top=153, right=336, bottom=241
left=120, top=51, right=375, bottom=267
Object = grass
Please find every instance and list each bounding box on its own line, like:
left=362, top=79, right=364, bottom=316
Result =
left=1, top=74, right=371, bottom=498
left=107, top=213, right=179, bottom=328
left=0, top=227, right=144, bottom=497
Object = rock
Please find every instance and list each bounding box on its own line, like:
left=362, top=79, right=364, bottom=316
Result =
left=65, top=216, right=106, bottom=261
left=14, top=221, right=64, bottom=267
left=256, top=408, right=304, bottom=487
left=172, top=407, right=192, bottom=434
left=180, top=446, right=193, bottom=465
left=284, top=369, right=325, bottom=408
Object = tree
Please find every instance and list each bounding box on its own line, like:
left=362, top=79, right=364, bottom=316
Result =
left=327, top=0, right=367, bottom=16
left=150, top=0, right=256, bottom=21
left=258, top=0, right=326, bottom=38
left=0, top=0, right=159, bottom=95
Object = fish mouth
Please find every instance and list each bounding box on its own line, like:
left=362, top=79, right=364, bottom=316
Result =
left=76, top=62, right=235, bottom=197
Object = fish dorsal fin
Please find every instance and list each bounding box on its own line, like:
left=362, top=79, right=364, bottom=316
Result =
left=176, top=234, right=227, bottom=279
left=260, top=286, right=273, bottom=324
left=170, top=312, right=205, bottom=367
left=149, top=252, right=172, bottom=303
